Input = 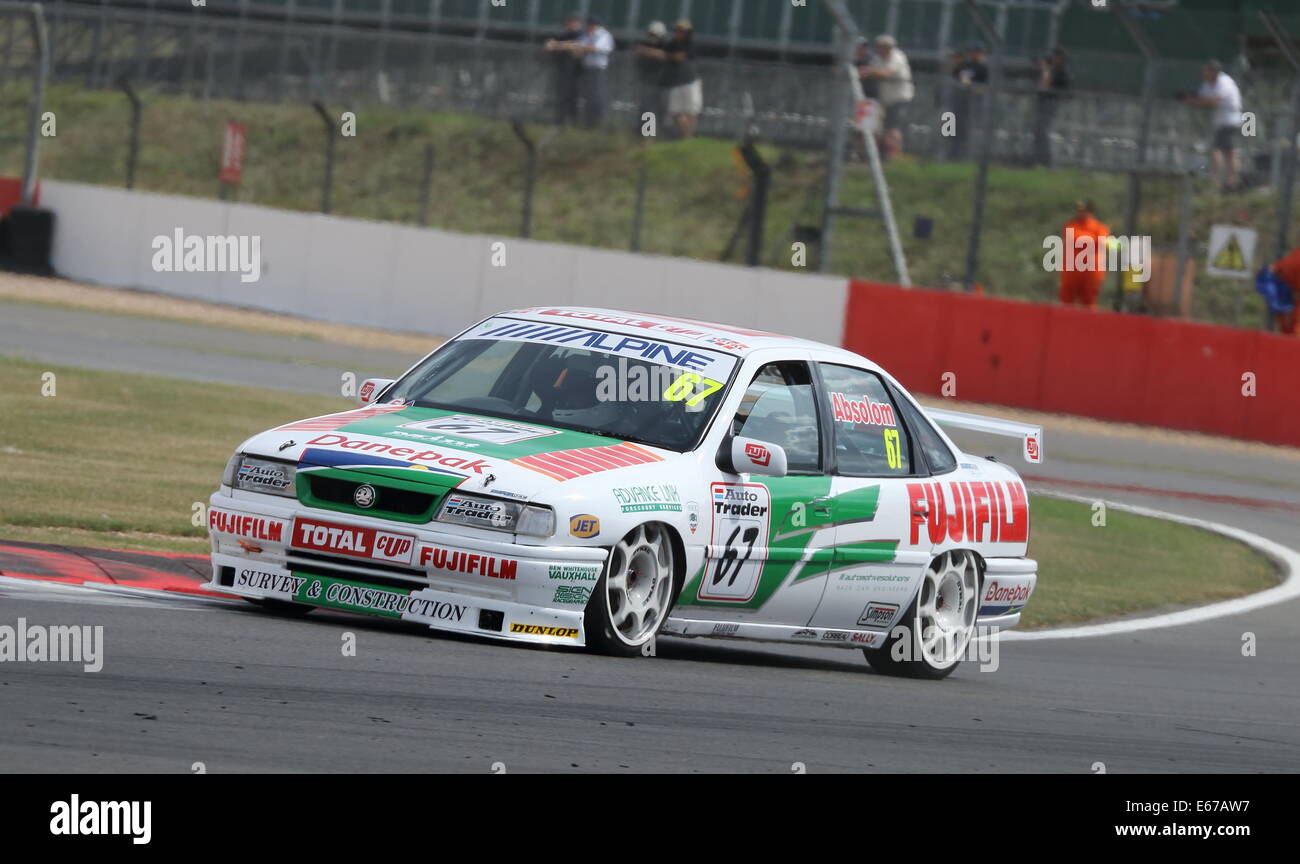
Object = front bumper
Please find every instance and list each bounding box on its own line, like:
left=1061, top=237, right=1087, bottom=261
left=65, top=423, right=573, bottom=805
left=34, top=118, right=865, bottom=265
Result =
left=207, top=490, right=608, bottom=647
left=976, top=556, right=1038, bottom=631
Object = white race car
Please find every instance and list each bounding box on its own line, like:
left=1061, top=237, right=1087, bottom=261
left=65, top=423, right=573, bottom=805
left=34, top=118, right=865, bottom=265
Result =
left=208, top=307, right=1041, bottom=678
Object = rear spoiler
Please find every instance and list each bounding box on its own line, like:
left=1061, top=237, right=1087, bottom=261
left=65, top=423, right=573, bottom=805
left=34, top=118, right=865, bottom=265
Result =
left=924, top=407, right=1043, bottom=464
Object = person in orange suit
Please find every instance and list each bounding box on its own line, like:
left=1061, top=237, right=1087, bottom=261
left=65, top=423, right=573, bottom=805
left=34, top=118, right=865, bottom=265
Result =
left=1267, top=246, right=1300, bottom=335
left=1058, top=200, right=1109, bottom=309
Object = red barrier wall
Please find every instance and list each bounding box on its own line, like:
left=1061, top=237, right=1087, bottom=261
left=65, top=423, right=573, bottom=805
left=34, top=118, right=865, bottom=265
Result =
left=843, top=280, right=1300, bottom=449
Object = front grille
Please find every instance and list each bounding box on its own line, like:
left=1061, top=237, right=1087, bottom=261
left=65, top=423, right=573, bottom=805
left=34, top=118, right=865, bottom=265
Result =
left=308, top=475, right=438, bottom=519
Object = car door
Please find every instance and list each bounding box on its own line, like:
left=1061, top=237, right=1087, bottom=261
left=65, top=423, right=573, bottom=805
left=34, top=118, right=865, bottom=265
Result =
left=681, top=359, right=838, bottom=625
left=806, top=361, right=936, bottom=637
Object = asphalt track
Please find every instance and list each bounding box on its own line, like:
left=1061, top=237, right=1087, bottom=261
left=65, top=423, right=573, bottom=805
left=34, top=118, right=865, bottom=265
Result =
left=2, top=299, right=1299, bottom=773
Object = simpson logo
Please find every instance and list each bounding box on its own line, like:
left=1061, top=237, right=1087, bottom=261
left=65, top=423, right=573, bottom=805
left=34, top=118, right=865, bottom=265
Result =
left=906, top=480, right=1029, bottom=545
left=292, top=517, right=417, bottom=565
left=509, top=623, right=580, bottom=639
left=209, top=508, right=287, bottom=543
left=857, top=602, right=900, bottom=629
left=533, top=309, right=750, bottom=350
left=569, top=514, right=601, bottom=538
left=830, top=392, right=897, bottom=427
left=418, top=545, right=518, bottom=580
left=744, top=442, right=771, bottom=467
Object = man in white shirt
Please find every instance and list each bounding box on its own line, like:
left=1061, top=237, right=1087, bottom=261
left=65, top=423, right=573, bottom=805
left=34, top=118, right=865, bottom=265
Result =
left=1185, top=60, right=1244, bottom=190
left=860, top=35, right=914, bottom=158
left=573, top=16, right=616, bottom=127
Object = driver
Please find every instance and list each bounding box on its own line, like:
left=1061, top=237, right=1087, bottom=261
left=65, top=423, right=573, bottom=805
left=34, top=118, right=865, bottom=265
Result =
left=532, top=352, right=623, bottom=431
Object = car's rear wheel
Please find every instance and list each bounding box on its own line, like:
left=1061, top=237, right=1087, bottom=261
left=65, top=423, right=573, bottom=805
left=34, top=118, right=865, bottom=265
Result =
left=865, top=550, right=981, bottom=680
left=584, top=523, right=676, bottom=656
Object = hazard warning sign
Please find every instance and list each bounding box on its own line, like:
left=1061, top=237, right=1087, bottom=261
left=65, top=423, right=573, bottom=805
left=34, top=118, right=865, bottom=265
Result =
left=1206, top=224, right=1257, bottom=279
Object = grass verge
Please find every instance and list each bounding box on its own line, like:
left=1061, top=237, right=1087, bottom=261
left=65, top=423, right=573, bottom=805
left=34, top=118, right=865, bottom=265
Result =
left=1024, top=496, right=1277, bottom=628
left=0, top=357, right=1280, bottom=626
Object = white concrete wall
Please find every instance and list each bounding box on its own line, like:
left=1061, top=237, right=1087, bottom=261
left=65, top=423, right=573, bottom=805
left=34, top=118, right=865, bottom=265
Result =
left=42, top=180, right=849, bottom=345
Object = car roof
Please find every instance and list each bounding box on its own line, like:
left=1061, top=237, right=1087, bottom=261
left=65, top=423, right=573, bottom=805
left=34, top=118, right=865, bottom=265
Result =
left=500, top=306, right=873, bottom=366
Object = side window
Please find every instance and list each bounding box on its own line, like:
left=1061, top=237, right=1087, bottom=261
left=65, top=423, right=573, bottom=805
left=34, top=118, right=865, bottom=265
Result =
left=818, top=364, right=911, bottom=477
left=731, top=362, right=822, bottom=473
left=892, top=388, right=958, bottom=475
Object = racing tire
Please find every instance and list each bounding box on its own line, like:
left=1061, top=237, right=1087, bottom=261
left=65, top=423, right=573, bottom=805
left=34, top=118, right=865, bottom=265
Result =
left=864, top=550, right=981, bottom=680
left=584, top=523, right=677, bottom=657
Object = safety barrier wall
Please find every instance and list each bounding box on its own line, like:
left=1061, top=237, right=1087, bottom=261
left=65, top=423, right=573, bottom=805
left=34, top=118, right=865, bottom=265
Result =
left=843, top=280, right=1300, bottom=449
left=35, top=181, right=1299, bottom=448
left=40, top=181, right=849, bottom=346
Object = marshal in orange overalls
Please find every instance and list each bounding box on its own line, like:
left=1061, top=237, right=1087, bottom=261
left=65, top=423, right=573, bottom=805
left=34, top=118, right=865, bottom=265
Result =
left=1058, top=208, right=1110, bottom=309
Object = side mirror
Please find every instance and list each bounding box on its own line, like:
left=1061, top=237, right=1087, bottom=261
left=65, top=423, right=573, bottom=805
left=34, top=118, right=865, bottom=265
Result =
left=717, top=436, right=788, bottom=478
left=358, top=378, right=396, bottom=406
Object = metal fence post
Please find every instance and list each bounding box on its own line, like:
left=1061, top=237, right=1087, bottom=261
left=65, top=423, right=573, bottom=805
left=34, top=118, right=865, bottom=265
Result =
left=22, top=2, right=49, bottom=208
left=1171, top=170, right=1194, bottom=318
left=311, top=100, right=337, bottom=214
left=510, top=119, right=542, bottom=238
left=630, top=160, right=648, bottom=252
left=418, top=143, right=435, bottom=226
left=738, top=135, right=771, bottom=267
left=960, top=0, right=1001, bottom=293
left=120, top=78, right=142, bottom=189
left=1261, top=12, right=1300, bottom=262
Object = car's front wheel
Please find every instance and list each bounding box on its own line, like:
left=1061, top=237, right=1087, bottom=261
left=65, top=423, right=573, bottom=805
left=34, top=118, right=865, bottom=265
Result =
left=584, top=523, right=677, bottom=656
left=865, top=550, right=981, bottom=679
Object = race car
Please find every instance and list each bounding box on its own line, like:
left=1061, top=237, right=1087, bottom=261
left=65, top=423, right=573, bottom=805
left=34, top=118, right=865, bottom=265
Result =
left=207, top=307, right=1041, bottom=678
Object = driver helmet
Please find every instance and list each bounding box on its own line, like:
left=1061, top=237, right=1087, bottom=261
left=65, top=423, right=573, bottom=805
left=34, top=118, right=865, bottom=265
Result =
left=540, top=353, right=621, bottom=428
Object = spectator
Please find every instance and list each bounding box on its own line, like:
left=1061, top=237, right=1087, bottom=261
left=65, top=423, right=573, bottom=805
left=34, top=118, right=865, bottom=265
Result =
left=949, top=45, right=988, bottom=159
left=1058, top=200, right=1110, bottom=310
left=854, top=38, right=879, bottom=100
left=1183, top=59, right=1243, bottom=190
left=1266, top=246, right=1300, bottom=335
left=664, top=19, right=703, bottom=138
left=632, top=19, right=702, bottom=139
left=632, top=21, right=670, bottom=134
left=860, top=34, right=914, bottom=159
left=574, top=16, right=616, bottom=127
left=544, top=13, right=583, bottom=126
left=1033, top=48, right=1070, bottom=166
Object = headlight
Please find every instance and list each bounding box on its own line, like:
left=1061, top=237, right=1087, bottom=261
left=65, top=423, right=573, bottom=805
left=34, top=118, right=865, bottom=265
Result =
left=227, top=453, right=297, bottom=498
left=437, top=492, right=554, bottom=538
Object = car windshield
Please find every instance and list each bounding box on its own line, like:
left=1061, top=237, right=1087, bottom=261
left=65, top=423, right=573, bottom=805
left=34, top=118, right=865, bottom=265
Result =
left=385, top=316, right=741, bottom=452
